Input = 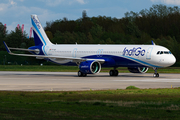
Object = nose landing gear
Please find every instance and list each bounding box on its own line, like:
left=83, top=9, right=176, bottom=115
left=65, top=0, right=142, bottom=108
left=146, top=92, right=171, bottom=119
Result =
left=153, top=67, right=159, bottom=77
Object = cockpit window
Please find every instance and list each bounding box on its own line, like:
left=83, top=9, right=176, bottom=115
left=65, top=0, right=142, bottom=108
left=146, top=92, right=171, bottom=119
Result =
left=157, top=51, right=172, bottom=55
left=164, top=51, right=169, bottom=54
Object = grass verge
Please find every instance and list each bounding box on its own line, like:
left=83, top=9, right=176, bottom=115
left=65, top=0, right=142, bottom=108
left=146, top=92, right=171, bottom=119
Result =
left=0, top=88, right=180, bottom=119
left=0, top=65, right=180, bottom=73
left=126, top=86, right=139, bottom=89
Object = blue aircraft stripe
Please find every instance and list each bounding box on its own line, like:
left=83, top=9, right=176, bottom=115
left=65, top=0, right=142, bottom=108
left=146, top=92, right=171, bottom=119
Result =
left=43, top=46, right=47, bottom=55
left=46, top=53, right=162, bottom=68
left=122, top=55, right=161, bottom=68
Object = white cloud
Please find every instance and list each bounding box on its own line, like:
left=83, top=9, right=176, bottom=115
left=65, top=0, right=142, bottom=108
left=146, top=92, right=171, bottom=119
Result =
left=0, top=0, right=84, bottom=35
left=0, top=2, right=78, bottom=35
left=42, top=0, right=64, bottom=7
left=151, top=0, right=180, bottom=5
left=0, top=0, right=19, bottom=13
left=0, top=1, right=48, bottom=34
left=39, top=0, right=86, bottom=6
left=0, top=4, right=6, bottom=12
left=76, top=0, right=86, bottom=4
left=9, top=0, right=16, bottom=5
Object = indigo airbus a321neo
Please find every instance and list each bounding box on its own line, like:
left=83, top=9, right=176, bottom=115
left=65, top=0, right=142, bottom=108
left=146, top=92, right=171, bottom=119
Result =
left=4, top=15, right=176, bottom=77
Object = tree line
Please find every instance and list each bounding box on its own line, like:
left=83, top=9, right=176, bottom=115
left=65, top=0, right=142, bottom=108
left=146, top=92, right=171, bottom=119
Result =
left=0, top=4, right=180, bottom=66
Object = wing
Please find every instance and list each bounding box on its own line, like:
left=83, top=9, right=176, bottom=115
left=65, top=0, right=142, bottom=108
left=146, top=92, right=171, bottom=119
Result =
left=3, top=42, right=105, bottom=63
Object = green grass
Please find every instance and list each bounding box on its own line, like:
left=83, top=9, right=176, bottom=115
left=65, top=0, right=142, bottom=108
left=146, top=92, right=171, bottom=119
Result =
left=126, top=86, right=139, bottom=89
left=0, top=65, right=180, bottom=73
left=0, top=88, right=180, bottom=119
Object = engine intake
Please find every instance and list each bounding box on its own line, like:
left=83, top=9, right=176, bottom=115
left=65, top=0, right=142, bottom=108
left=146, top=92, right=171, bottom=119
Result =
left=79, top=61, right=101, bottom=74
left=128, top=67, right=148, bottom=73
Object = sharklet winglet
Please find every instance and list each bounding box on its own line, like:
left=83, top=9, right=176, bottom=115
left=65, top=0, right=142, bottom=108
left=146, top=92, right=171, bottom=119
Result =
left=151, top=40, right=156, bottom=45
left=3, top=41, right=11, bottom=53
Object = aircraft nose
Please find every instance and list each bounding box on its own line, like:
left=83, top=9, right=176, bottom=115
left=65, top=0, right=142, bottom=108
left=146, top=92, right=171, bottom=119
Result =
left=168, top=55, right=176, bottom=66
left=172, top=55, right=176, bottom=64
left=159, top=55, right=176, bottom=67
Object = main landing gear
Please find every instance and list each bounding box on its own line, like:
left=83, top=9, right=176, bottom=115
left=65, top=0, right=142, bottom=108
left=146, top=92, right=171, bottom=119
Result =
left=78, top=70, right=87, bottom=77
left=153, top=67, right=159, bottom=77
left=109, top=68, right=119, bottom=76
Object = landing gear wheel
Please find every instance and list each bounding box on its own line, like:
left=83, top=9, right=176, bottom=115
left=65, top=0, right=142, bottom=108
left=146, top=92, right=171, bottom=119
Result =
left=153, top=73, right=159, bottom=77
left=109, top=70, right=114, bottom=76
left=78, top=71, right=82, bottom=77
left=114, top=70, right=119, bottom=76
left=156, top=73, right=159, bottom=77
left=78, top=71, right=87, bottom=77
left=109, top=70, right=119, bottom=76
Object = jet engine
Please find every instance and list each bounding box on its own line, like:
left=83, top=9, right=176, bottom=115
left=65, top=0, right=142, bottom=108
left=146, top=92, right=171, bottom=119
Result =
left=128, top=67, right=148, bottom=73
left=79, top=61, right=101, bottom=74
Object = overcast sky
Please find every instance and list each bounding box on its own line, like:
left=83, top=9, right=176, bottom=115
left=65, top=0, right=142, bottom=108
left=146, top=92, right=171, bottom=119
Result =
left=1, top=0, right=180, bottom=36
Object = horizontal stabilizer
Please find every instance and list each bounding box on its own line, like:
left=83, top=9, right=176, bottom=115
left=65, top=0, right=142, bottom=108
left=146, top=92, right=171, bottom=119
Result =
left=8, top=47, right=39, bottom=52
left=3, top=41, right=39, bottom=52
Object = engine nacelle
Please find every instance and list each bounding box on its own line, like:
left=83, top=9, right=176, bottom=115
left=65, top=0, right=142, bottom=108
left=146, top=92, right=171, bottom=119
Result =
left=128, top=67, right=148, bottom=73
left=79, top=61, right=101, bottom=74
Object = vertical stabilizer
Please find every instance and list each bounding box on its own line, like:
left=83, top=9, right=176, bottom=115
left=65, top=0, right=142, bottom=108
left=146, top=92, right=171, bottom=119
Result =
left=31, top=15, right=52, bottom=46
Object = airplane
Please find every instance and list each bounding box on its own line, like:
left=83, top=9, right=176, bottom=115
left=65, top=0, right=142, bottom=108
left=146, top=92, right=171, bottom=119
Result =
left=3, top=14, right=176, bottom=77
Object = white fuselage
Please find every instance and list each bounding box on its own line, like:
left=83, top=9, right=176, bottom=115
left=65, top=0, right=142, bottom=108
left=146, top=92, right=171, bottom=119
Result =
left=42, top=44, right=176, bottom=68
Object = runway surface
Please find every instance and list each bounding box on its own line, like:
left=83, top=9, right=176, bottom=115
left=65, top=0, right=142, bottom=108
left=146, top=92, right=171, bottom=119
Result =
left=0, top=71, right=180, bottom=91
